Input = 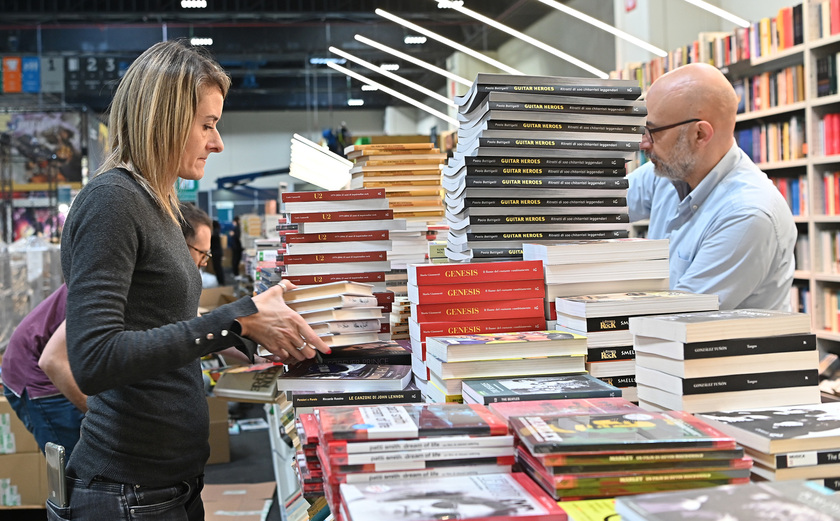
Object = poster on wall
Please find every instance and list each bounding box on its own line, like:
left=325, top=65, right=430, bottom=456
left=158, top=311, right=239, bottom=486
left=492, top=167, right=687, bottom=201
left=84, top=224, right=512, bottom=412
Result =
left=0, top=111, right=84, bottom=187
left=13, top=207, right=65, bottom=242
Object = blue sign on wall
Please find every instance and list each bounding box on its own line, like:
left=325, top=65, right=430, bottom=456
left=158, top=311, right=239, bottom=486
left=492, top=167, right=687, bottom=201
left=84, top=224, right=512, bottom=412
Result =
left=21, top=57, right=40, bottom=93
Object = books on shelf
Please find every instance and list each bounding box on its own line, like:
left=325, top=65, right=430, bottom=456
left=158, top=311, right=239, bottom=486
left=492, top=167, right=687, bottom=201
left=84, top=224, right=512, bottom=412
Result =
left=628, top=309, right=813, bottom=343
left=274, top=361, right=412, bottom=393
left=461, top=373, right=622, bottom=405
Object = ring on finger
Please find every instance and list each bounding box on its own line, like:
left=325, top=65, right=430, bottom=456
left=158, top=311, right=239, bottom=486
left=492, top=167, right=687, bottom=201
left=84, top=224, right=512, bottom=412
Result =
left=296, top=341, right=308, bottom=351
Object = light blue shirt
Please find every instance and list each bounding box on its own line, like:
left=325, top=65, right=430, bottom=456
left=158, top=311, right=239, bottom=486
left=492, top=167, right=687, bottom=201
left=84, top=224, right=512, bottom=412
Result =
left=628, top=143, right=796, bottom=311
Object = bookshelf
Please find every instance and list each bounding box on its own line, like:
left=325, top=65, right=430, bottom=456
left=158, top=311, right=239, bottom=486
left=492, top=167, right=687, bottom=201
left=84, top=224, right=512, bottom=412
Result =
left=619, top=1, right=840, bottom=355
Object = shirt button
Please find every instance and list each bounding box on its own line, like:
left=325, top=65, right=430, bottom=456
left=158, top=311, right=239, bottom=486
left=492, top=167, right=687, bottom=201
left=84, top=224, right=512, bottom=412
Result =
left=221, top=330, right=229, bottom=337
left=692, top=205, right=698, bottom=211
left=195, top=338, right=201, bottom=345
left=206, top=333, right=215, bottom=340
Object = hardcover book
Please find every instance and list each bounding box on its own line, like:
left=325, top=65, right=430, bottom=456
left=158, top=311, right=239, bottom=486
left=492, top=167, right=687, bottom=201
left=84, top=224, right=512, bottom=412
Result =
left=317, top=403, right=509, bottom=442
left=407, top=259, right=543, bottom=285
left=425, top=330, right=587, bottom=363
left=281, top=188, right=385, bottom=203
left=339, top=472, right=568, bottom=521
left=211, top=363, right=285, bottom=403
left=274, top=361, right=412, bottom=393
left=615, top=480, right=840, bottom=521
left=510, top=409, right=737, bottom=454
left=628, top=309, right=812, bottom=343
left=461, top=374, right=621, bottom=405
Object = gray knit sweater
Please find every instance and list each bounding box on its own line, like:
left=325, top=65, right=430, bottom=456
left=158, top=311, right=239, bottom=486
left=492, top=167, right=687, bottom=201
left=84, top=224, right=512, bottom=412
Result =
left=61, top=168, right=257, bottom=486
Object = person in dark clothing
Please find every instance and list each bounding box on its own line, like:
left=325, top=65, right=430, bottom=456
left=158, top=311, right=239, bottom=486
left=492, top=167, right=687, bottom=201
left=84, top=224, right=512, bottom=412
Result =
left=210, top=219, right=225, bottom=285
left=229, top=215, right=244, bottom=277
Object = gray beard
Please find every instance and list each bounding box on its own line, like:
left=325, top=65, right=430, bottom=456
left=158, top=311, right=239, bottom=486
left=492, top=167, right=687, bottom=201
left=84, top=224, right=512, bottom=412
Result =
left=651, top=130, right=696, bottom=183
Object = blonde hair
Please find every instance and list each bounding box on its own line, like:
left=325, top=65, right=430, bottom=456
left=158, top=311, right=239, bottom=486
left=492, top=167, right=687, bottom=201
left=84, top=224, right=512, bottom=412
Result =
left=99, top=39, right=231, bottom=222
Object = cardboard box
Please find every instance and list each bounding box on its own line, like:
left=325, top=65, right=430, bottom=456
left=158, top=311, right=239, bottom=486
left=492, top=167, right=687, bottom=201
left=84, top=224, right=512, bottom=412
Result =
left=199, top=286, right=236, bottom=313
left=202, top=482, right=275, bottom=521
left=206, top=397, right=228, bottom=423
left=0, top=397, right=40, bottom=454
left=207, top=421, right=230, bottom=465
left=0, top=452, right=47, bottom=507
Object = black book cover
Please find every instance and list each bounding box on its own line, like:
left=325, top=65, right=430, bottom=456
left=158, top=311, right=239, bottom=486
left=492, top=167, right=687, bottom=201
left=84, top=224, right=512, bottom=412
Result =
left=680, top=334, right=816, bottom=359
left=477, top=136, right=639, bottom=151
left=587, top=346, right=635, bottom=362
left=460, top=196, right=627, bottom=208
left=462, top=214, right=629, bottom=225
left=462, top=176, right=628, bottom=189
left=677, top=369, right=818, bottom=395
left=463, top=156, right=626, bottom=168
left=464, top=230, right=630, bottom=242
left=484, top=120, right=643, bottom=134
left=318, top=340, right=411, bottom=366
left=456, top=165, right=626, bottom=176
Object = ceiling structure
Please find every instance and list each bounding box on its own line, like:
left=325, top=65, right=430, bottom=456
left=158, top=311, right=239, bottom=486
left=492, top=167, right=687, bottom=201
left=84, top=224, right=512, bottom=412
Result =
left=0, top=0, right=557, bottom=112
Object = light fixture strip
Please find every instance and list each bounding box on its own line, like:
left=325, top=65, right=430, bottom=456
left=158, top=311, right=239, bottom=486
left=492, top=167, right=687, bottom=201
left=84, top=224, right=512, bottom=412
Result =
left=445, top=3, right=609, bottom=79
left=327, top=62, right=459, bottom=127
left=679, top=0, right=750, bottom=28
left=375, top=9, right=522, bottom=75
left=537, top=0, right=667, bottom=57
left=329, top=46, right=456, bottom=107
left=354, top=34, right=472, bottom=87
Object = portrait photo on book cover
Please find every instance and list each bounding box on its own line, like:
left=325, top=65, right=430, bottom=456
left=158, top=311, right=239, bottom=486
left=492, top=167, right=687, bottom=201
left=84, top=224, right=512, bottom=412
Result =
left=497, top=376, right=597, bottom=394
left=699, top=405, right=840, bottom=438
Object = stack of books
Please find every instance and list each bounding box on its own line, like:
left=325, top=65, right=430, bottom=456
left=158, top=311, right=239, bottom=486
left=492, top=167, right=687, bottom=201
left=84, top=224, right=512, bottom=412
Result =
left=304, top=403, right=519, bottom=518
left=555, top=290, right=720, bottom=402
left=389, top=295, right=411, bottom=340
left=460, top=373, right=622, bottom=406
left=444, top=73, right=645, bottom=262
left=406, top=260, right=547, bottom=399
left=696, top=402, right=840, bottom=490
left=295, top=413, right=325, bottom=500
left=509, top=404, right=751, bottom=501
left=523, top=238, right=671, bottom=324
left=629, top=309, right=820, bottom=412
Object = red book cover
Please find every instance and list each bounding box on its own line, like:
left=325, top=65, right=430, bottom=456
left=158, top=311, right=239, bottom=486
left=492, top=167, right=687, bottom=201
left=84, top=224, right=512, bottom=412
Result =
left=297, top=413, right=320, bottom=445
left=826, top=113, right=837, bottom=156
left=374, top=291, right=395, bottom=305
left=408, top=279, right=545, bottom=305
left=408, top=260, right=544, bottom=285
left=410, top=316, right=547, bottom=342
left=281, top=188, right=385, bottom=203
left=282, top=271, right=386, bottom=286
left=489, top=397, right=641, bottom=420
left=287, top=209, right=394, bottom=223
left=411, top=298, right=544, bottom=322
left=280, top=251, right=387, bottom=265
left=832, top=0, right=840, bottom=35
left=833, top=112, right=840, bottom=156
left=283, top=230, right=389, bottom=243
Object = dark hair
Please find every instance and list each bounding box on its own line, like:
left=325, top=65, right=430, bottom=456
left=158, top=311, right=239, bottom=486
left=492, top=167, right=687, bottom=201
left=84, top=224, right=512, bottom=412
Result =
left=179, top=202, right=212, bottom=242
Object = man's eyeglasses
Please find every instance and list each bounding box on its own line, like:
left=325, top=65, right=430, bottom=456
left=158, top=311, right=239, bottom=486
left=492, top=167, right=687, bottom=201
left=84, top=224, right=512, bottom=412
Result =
left=188, top=244, right=212, bottom=263
left=643, top=118, right=701, bottom=144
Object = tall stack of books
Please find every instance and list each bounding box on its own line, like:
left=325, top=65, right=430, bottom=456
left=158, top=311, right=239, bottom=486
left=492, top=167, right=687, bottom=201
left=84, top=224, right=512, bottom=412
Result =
left=523, top=238, right=670, bottom=324
left=510, top=404, right=751, bottom=501
left=305, top=403, right=523, bottom=519
left=554, top=290, right=720, bottom=402
left=696, top=402, right=840, bottom=490
left=444, top=73, right=645, bottom=262
left=406, top=260, right=547, bottom=400
left=629, top=309, right=820, bottom=413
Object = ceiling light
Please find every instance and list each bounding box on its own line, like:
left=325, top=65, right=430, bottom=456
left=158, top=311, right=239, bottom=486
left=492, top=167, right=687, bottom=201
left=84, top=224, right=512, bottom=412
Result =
left=329, top=46, right=456, bottom=107
left=355, top=34, right=472, bottom=87
left=375, top=9, right=522, bottom=75
left=361, top=85, right=378, bottom=91
left=537, top=0, right=667, bottom=57
left=347, top=99, right=365, bottom=106
left=180, top=0, right=207, bottom=7
left=679, top=0, right=750, bottom=28
left=309, top=57, right=347, bottom=65
left=190, top=37, right=213, bottom=46
left=327, top=62, right=459, bottom=127
left=380, top=63, right=400, bottom=71
left=445, top=3, right=609, bottom=79
left=437, top=0, right=463, bottom=6
left=404, top=35, right=427, bottom=45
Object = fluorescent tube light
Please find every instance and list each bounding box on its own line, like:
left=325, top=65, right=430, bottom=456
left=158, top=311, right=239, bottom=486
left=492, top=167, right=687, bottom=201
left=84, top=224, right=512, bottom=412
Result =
left=361, top=84, right=378, bottom=91
left=329, top=46, right=456, bottom=107
left=440, top=2, right=609, bottom=79
left=181, top=0, right=207, bottom=7
left=327, top=62, right=459, bottom=127
left=375, top=8, right=522, bottom=75
left=355, top=34, right=472, bottom=87
left=404, top=35, right=428, bottom=45
left=190, top=37, right=213, bottom=46
left=679, top=0, right=750, bottom=28
left=380, top=63, right=400, bottom=71
left=347, top=99, right=365, bottom=106
left=537, top=0, right=667, bottom=57
left=309, top=57, right=346, bottom=65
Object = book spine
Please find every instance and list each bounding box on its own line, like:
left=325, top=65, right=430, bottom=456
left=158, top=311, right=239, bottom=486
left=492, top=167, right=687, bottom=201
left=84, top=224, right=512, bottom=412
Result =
left=291, top=389, right=421, bottom=408
left=412, top=316, right=547, bottom=341
left=478, top=84, right=642, bottom=98
left=465, top=230, right=630, bottom=242
left=410, top=280, right=545, bottom=305
left=680, top=369, right=818, bottom=395
left=485, top=120, right=643, bottom=134
left=319, top=353, right=412, bottom=365
left=598, top=375, right=637, bottom=388
left=587, top=346, right=636, bottom=362
left=283, top=230, right=389, bottom=243
left=408, top=259, right=544, bottom=284
left=287, top=209, right=394, bottom=223
left=682, top=333, right=816, bottom=359
left=463, top=176, right=628, bottom=189
left=281, top=188, right=385, bottom=203
left=468, top=247, right=524, bottom=259
left=488, top=100, right=643, bottom=115
left=280, top=251, right=387, bottom=264
left=477, top=389, right=620, bottom=404
left=411, top=298, right=544, bottom=322
left=282, top=271, right=385, bottom=285
left=462, top=197, right=627, bottom=208
left=776, top=449, right=840, bottom=469
left=374, top=291, right=395, bottom=305
left=463, top=156, right=627, bottom=168
left=478, top=136, right=639, bottom=151
left=581, top=315, right=631, bottom=332
left=461, top=213, right=629, bottom=225
left=460, top=165, right=626, bottom=176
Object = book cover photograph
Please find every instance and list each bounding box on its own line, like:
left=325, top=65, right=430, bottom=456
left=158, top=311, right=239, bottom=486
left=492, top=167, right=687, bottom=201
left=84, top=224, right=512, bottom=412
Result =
left=461, top=374, right=621, bottom=404
left=488, top=397, right=642, bottom=420
left=425, top=330, right=586, bottom=362
left=339, top=472, right=567, bottom=521
left=211, top=363, right=285, bottom=403
left=534, top=447, right=746, bottom=472
left=274, top=361, right=411, bottom=393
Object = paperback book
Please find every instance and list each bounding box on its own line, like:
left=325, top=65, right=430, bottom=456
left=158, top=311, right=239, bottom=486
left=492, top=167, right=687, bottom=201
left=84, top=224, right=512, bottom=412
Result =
left=324, top=433, right=514, bottom=455
left=290, top=383, right=421, bottom=413
left=425, top=352, right=586, bottom=381
left=317, top=340, right=411, bottom=366
left=274, top=361, right=412, bottom=393
left=211, top=363, right=285, bottom=403
left=487, top=396, right=641, bottom=420
left=633, top=332, right=817, bottom=360
left=425, top=330, right=586, bottom=363
left=460, top=374, right=621, bottom=405
left=628, top=309, right=812, bottom=343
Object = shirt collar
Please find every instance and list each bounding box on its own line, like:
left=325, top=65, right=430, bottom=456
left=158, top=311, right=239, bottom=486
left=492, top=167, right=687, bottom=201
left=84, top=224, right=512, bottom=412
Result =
left=671, top=142, right=740, bottom=207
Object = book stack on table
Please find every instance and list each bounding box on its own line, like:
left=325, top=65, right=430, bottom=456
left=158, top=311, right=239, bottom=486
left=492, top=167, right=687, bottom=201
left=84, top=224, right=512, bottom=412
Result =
left=696, top=402, right=840, bottom=490
left=506, top=400, right=751, bottom=501
left=406, top=260, right=547, bottom=401
left=443, top=72, right=644, bottom=262
left=299, top=403, right=527, bottom=520
left=629, top=309, right=820, bottom=413
left=554, top=289, right=719, bottom=402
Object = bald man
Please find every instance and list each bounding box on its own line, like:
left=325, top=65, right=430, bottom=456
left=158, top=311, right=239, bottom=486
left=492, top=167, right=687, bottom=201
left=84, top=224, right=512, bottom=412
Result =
left=627, top=63, right=796, bottom=310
